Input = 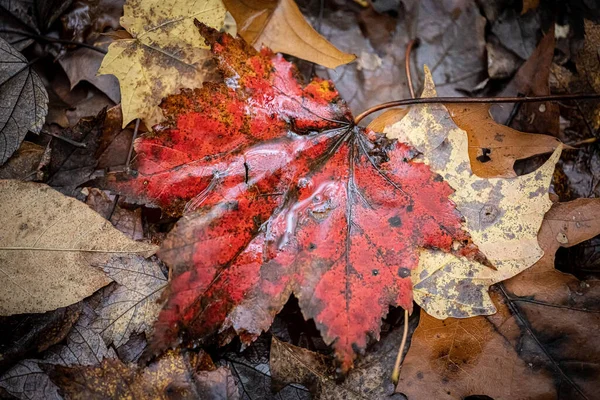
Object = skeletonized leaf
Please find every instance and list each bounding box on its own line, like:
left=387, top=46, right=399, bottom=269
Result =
left=224, top=0, right=355, bottom=69
left=0, top=180, right=157, bottom=315
left=99, top=0, right=226, bottom=127
left=0, top=37, right=48, bottom=165
left=385, top=67, right=560, bottom=318
left=92, top=256, right=167, bottom=348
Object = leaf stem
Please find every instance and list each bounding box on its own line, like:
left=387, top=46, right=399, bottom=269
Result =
left=391, top=308, right=409, bottom=384
left=354, top=93, right=600, bottom=125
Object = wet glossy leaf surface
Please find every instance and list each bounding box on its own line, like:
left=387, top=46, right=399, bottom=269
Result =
left=103, top=26, right=483, bottom=371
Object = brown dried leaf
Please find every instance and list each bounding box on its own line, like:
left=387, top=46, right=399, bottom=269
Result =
left=447, top=103, right=561, bottom=178
left=0, top=141, right=45, bottom=181
left=397, top=199, right=600, bottom=399
left=48, top=350, right=240, bottom=399
left=0, top=180, right=156, bottom=315
left=224, top=0, right=355, bottom=69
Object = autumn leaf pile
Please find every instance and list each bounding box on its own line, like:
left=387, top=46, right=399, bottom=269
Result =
left=1, top=0, right=600, bottom=399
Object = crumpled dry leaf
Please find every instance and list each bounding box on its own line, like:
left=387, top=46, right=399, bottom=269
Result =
left=91, top=255, right=167, bottom=348
left=397, top=199, right=600, bottom=400
left=492, top=27, right=560, bottom=138
left=99, top=0, right=226, bottom=127
left=224, top=0, right=355, bottom=69
left=0, top=37, right=48, bottom=165
left=86, top=188, right=144, bottom=240
left=0, top=141, right=45, bottom=181
left=385, top=68, right=561, bottom=318
left=0, top=303, right=82, bottom=373
left=0, top=303, right=117, bottom=400
left=269, top=316, right=416, bottom=400
left=0, top=180, right=157, bottom=315
left=59, top=36, right=121, bottom=103
left=413, top=0, right=486, bottom=96
left=48, top=350, right=240, bottom=399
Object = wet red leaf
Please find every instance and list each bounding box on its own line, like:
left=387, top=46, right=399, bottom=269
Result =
left=104, top=23, right=482, bottom=371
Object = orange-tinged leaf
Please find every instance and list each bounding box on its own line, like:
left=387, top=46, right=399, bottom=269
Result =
left=224, top=0, right=356, bottom=69
left=446, top=103, right=561, bottom=178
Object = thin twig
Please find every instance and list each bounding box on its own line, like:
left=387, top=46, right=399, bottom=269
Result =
left=0, top=29, right=108, bottom=54
left=404, top=39, right=420, bottom=99
left=391, top=309, right=409, bottom=384
left=42, top=130, right=87, bottom=148
left=126, top=119, right=141, bottom=173
left=354, top=93, right=600, bottom=125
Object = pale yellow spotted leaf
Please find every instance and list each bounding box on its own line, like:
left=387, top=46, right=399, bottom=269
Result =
left=385, top=67, right=561, bottom=319
left=99, top=0, right=226, bottom=128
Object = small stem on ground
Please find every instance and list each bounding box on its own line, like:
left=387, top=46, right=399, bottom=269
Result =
left=405, top=39, right=420, bottom=99
left=126, top=119, right=141, bottom=173
left=392, top=309, right=409, bottom=384
left=42, top=130, right=87, bottom=148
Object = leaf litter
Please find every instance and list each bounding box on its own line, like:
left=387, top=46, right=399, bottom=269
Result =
left=1, top=1, right=600, bottom=399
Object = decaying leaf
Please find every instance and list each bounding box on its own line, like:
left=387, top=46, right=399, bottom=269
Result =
left=0, top=303, right=82, bottom=373
left=48, top=350, right=239, bottom=399
left=85, top=188, right=145, bottom=240
left=224, top=0, right=355, bottom=69
left=576, top=20, right=600, bottom=95
left=102, top=26, right=484, bottom=371
left=92, top=255, right=167, bottom=348
left=0, top=37, right=48, bottom=165
left=385, top=67, right=561, bottom=318
left=397, top=199, right=600, bottom=399
left=0, top=303, right=117, bottom=400
left=270, top=316, right=415, bottom=400
left=99, top=0, right=226, bottom=127
left=0, top=141, right=45, bottom=181
left=0, top=180, right=157, bottom=315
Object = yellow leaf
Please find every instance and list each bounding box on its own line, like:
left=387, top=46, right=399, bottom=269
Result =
left=99, top=0, right=226, bottom=128
left=0, top=180, right=157, bottom=315
left=223, top=0, right=355, bottom=69
left=384, top=67, right=561, bottom=318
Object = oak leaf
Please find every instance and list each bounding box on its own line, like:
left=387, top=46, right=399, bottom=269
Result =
left=384, top=67, right=561, bottom=319
left=224, top=0, right=356, bottom=69
left=98, top=0, right=226, bottom=127
left=0, top=180, right=157, bottom=315
left=102, top=26, right=484, bottom=371
left=397, top=199, right=600, bottom=400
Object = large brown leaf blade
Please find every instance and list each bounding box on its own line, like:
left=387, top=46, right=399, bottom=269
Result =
left=397, top=199, right=600, bottom=399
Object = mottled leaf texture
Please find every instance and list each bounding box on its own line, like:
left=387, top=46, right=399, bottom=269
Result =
left=385, top=68, right=560, bottom=319
left=98, top=0, right=226, bottom=127
left=0, top=37, right=47, bottom=165
left=103, top=26, right=483, bottom=371
left=48, top=350, right=239, bottom=400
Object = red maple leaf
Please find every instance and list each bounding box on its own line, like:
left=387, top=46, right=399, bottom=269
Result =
left=104, top=23, right=483, bottom=371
